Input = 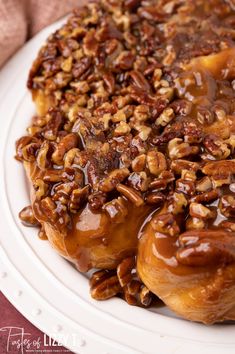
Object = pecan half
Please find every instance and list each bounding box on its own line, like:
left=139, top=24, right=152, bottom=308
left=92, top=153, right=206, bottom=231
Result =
left=117, top=257, right=135, bottom=287
left=219, top=195, right=235, bottom=218
left=203, top=134, right=230, bottom=160
left=190, top=189, right=220, bottom=204
left=19, top=206, right=39, bottom=227
left=151, top=212, right=180, bottom=236
left=146, top=150, right=167, bottom=176
left=168, top=138, right=199, bottom=160
left=117, top=184, right=144, bottom=206
left=99, top=168, right=130, bottom=192
left=202, top=160, right=235, bottom=176
left=52, top=133, right=79, bottom=165
left=90, top=270, right=122, bottom=300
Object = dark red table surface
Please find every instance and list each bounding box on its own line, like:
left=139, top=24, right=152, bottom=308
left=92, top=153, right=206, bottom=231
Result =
left=0, top=292, right=75, bottom=354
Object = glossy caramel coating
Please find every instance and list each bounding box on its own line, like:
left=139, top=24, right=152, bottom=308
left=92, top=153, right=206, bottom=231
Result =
left=16, top=0, right=235, bottom=319
left=25, top=160, right=152, bottom=272
left=137, top=210, right=235, bottom=324
left=45, top=203, right=149, bottom=272
left=137, top=47, right=235, bottom=323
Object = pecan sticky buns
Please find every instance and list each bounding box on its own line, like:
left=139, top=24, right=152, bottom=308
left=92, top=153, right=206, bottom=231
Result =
left=16, top=0, right=235, bottom=324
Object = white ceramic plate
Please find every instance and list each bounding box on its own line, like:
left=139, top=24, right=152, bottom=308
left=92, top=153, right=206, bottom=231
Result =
left=0, top=18, right=235, bottom=354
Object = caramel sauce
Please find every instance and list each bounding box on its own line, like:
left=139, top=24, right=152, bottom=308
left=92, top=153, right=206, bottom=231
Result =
left=20, top=0, right=235, bottom=322
left=139, top=211, right=219, bottom=280
left=56, top=201, right=153, bottom=272
left=28, top=47, right=235, bottom=277
left=25, top=149, right=156, bottom=272
left=139, top=48, right=235, bottom=276
left=175, top=48, right=235, bottom=113
left=187, top=48, right=235, bottom=81
left=29, top=48, right=235, bottom=274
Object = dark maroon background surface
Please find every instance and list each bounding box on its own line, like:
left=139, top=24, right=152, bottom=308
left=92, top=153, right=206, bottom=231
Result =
left=0, top=292, right=74, bottom=353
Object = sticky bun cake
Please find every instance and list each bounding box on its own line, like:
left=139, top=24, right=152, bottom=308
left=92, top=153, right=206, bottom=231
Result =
left=16, top=0, right=235, bottom=323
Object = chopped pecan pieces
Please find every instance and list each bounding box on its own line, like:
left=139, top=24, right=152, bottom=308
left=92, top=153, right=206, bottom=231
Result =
left=88, top=191, right=107, bottom=210
left=99, top=168, right=130, bottom=192
left=131, top=154, right=146, bottom=172
left=16, top=0, right=235, bottom=314
left=52, top=133, right=79, bottom=165
left=43, top=109, right=63, bottom=141
left=151, top=213, right=180, bottom=236
left=145, top=191, right=165, bottom=206
left=203, top=134, right=230, bottom=160
left=196, top=177, right=212, bottom=192
left=176, top=179, right=195, bottom=196
left=36, top=141, right=53, bottom=170
left=34, top=179, right=48, bottom=200
left=147, top=150, right=167, bottom=176
left=149, top=171, right=175, bottom=191
left=189, top=203, right=216, bottom=219
left=168, top=192, right=188, bottom=215
left=69, top=185, right=90, bottom=213
left=104, top=197, right=128, bottom=223
left=168, top=138, right=199, bottom=160
left=156, top=107, right=174, bottom=127
left=127, top=172, right=149, bottom=191
left=219, top=195, right=235, bottom=218
left=117, top=257, right=135, bottom=287
left=186, top=217, right=206, bottom=230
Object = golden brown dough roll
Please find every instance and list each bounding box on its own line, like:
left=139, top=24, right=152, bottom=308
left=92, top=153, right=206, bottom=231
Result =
left=24, top=160, right=151, bottom=272
left=137, top=210, right=235, bottom=324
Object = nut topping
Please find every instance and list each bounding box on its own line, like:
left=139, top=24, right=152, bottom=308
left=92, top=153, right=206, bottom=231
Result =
left=19, top=206, right=39, bottom=227
left=117, top=257, right=135, bottom=287
left=151, top=212, right=180, bottom=237
left=168, top=138, right=199, bottom=160
left=17, top=0, right=235, bottom=313
left=99, top=168, right=130, bottom=192
left=219, top=195, right=235, bottom=218
left=117, top=184, right=144, bottom=206
left=189, top=203, right=216, bottom=219
left=147, top=150, right=167, bottom=176
left=104, top=197, right=128, bottom=223
left=156, top=107, right=175, bottom=127
left=90, top=271, right=122, bottom=300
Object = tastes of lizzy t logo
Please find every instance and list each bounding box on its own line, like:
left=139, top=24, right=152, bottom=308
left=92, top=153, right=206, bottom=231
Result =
left=0, top=327, right=41, bottom=353
left=0, top=326, right=75, bottom=353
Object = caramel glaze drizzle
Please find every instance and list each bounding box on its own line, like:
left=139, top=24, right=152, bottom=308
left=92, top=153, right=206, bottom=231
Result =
left=28, top=48, right=235, bottom=274
left=72, top=48, right=235, bottom=274
left=17, top=0, right=235, bottom=280
left=142, top=48, right=235, bottom=274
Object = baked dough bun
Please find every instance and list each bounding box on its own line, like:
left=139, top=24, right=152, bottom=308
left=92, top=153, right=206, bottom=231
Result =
left=16, top=0, right=235, bottom=320
left=137, top=208, right=235, bottom=324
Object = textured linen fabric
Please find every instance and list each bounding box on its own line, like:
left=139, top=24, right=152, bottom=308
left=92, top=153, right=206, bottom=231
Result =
left=0, top=0, right=86, bottom=67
